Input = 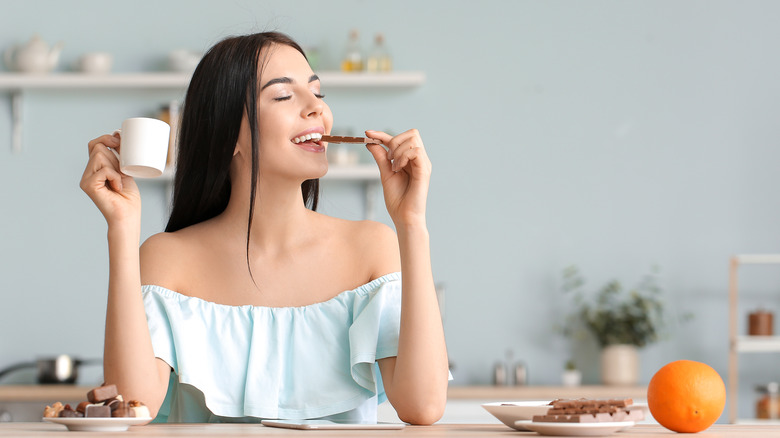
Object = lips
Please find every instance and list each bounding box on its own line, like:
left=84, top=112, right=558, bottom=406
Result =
left=291, top=128, right=325, bottom=153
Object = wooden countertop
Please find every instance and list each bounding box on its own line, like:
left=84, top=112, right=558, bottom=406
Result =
left=1, top=423, right=779, bottom=437
left=0, top=385, right=648, bottom=403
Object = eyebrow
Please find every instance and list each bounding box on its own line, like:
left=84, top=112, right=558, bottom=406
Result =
left=261, top=74, right=320, bottom=90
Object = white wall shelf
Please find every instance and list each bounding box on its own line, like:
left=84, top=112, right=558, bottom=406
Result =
left=0, top=71, right=424, bottom=153
left=727, top=254, right=780, bottom=423
left=0, top=71, right=425, bottom=90
left=735, top=336, right=780, bottom=353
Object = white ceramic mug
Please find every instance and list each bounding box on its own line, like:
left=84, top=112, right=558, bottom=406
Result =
left=111, top=117, right=171, bottom=178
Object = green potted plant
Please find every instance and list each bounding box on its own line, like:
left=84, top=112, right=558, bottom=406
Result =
left=561, top=265, right=666, bottom=385
left=561, top=359, right=582, bottom=387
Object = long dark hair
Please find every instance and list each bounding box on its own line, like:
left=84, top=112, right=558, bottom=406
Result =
left=166, top=32, right=320, bottom=239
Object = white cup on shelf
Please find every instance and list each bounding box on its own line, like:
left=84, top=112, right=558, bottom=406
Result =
left=77, top=52, right=113, bottom=74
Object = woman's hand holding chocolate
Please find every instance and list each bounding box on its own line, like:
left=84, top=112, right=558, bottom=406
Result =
left=365, top=129, right=432, bottom=228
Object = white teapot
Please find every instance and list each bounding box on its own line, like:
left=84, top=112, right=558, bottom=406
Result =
left=4, top=35, right=64, bottom=74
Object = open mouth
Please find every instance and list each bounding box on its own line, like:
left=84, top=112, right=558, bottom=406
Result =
left=292, top=132, right=323, bottom=144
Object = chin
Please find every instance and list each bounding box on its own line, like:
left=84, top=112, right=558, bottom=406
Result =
left=306, top=160, right=328, bottom=180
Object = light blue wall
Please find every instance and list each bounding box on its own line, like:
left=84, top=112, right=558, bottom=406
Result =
left=2, top=0, right=779, bottom=421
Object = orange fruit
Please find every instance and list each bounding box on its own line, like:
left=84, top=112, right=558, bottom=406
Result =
left=647, top=360, right=726, bottom=433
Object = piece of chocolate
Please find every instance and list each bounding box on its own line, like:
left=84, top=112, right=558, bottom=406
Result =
left=87, top=384, right=118, bottom=403
left=320, top=135, right=382, bottom=145
left=111, top=401, right=136, bottom=418
left=75, top=401, right=89, bottom=414
left=85, top=405, right=112, bottom=418
left=58, top=405, right=83, bottom=418
left=104, top=395, right=124, bottom=412
left=128, top=400, right=151, bottom=418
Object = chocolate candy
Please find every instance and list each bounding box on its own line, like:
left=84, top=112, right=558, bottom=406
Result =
left=87, top=384, right=118, bottom=403
left=75, top=401, right=89, bottom=414
left=128, top=400, right=150, bottom=418
left=44, top=384, right=149, bottom=420
left=85, top=405, right=111, bottom=418
left=58, top=405, right=83, bottom=418
left=111, top=401, right=136, bottom=418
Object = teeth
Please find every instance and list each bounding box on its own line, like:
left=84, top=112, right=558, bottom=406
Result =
left=292, top=133, right=322, bottom=143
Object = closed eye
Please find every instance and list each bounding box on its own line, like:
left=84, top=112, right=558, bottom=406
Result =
left=274, top=96, right=292, bottom=101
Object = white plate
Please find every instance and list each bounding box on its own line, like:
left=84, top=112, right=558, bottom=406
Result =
left=481, top=401, right=552, bottom=430
left=43, top=417, right=151, bottom=432
left=516, top=420, right=635, bottom=436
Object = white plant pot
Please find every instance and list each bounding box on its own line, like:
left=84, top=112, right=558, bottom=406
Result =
left=561, top=369, right=582, bottom=387
left=601, top=344, right=639, bottom=386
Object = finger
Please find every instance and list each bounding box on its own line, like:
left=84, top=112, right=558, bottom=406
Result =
left=89, top=144, right=121, bottom=175
left=365, top=143, right=393, bottom=179
left=88, top=134, right=121, bottom=156
left=392, top=145, right=422, bottom=173
left=384, top=129, right=421, bottom=160
left=366, top=130, right=404, bottom=160
left=90, top=165, right=124, bottom=194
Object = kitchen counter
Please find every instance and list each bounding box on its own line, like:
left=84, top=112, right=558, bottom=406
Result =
left=447, top=385, right=648, bottom=400
left=0, top=385, right=90, bottom=402
left=1, top=423, right=779, bottom=437
left=0, top=385, right=648, bottom=402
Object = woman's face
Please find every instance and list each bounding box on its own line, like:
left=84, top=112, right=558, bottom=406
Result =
left=236, top=43, right=333, bottom=183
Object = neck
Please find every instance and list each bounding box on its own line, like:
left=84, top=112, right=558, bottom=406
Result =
left=219, top=173, right=313, bottom=254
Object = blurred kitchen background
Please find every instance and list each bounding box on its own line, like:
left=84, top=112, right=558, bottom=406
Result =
left=1, top=0, right=780, bottom=424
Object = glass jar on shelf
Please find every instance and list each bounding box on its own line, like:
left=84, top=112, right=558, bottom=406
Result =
left=340, top=29, right=364, bottom=72
left=755, top=382, right=780, bottom=419
left=366, top=33, right=392, bottom=72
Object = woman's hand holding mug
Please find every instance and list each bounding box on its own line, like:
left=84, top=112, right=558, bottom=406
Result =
left=80, top=117, right=170, bottom=226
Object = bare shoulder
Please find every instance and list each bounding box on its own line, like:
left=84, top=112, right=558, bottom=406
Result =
left=331, top=217, right=400, bottom=280
left=139, top=230, right=192, bottom=290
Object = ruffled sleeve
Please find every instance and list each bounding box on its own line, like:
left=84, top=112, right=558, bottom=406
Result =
left=142, top=272, right=402, bottom=420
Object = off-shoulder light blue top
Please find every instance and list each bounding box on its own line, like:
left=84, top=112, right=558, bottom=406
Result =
left=142, top=272, right=402, bottom=423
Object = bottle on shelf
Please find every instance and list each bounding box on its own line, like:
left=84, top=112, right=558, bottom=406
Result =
left=340, top=29, right=364, bottom=73
left=366, top=33, right=392, bottom=72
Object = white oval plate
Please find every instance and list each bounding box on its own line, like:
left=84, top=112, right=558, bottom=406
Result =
left=481, top=401, right=552, bottom=430
left=515, top=420, right=635, bottom=436
left=43, top=417, right=151, bottom=432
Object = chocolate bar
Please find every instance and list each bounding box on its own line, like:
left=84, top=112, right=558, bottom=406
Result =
left=533, top=398, right=643, bottom=423
left=87, top=384, right=118, bottom=403
left=320, top=135, right=382, bottom=145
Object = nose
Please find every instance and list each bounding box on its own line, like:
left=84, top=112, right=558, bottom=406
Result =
left=301, top=92, right=324, bottom=119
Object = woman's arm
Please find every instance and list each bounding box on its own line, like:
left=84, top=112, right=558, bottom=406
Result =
left=366, top=130, right=449, bottom=425
left=80, top=134, right=170, bottom=419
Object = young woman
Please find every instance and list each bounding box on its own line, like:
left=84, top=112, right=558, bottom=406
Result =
left=80, top=32, right=448, bottom=424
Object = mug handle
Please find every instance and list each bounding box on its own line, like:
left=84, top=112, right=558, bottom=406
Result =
left=108, top=129, right=122, bottom=161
